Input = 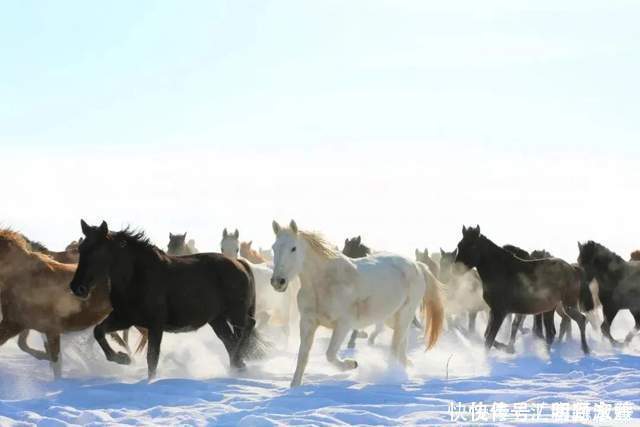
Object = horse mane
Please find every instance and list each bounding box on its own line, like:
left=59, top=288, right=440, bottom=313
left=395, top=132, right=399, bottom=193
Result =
left=0, top=229, right=61, bottom=265
left=299, top=230, right=341, bottom=259
left=502, top=244, right=530, bottom=260
left=112, top=228, right=158, bottom=252
left=582, top=240, right=624, bottom=263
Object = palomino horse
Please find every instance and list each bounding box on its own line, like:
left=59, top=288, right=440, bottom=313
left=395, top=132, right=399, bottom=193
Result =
left=221, top=228, right=298, bottom=335
left=578, top=241, right=640, bottom=345
left=167, top=232, right=198, bottom=256
left=438, top=248, right=488, bottom=336
left=240, top=241, right=268, bottom=264
left=270, top=220, right=443, bottom=387
left=0, top=230, right=114, bottom=378
left=455, top=226, right=589, bottom=354
left=70, top=221, right=262, bottom=380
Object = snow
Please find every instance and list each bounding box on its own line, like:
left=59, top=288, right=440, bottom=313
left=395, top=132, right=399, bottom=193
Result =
left=1, top=312, right=640, bottom=426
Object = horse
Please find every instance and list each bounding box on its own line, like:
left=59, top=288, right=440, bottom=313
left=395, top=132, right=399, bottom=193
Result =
left=438, top=248, right=488, bottom=335
left=0, top=229, right=115, bottom=379
left=414, top=248, right=440, bottom=279
left=270, top=220, right=443, bottom=387
left=240, top=241, right=268, bottom=264
left=69, top=220, right=262, bottom=380
left=630, top=250, right=640, bottom=262
left=455, top=226, right=590, bottom=354
left=167, top=232, right=198, bottom=256
left=578, top=241, right=640, bottom=345
left=220, top=228, right=297, bottom=335
left=22, top=236, right=80, bottom=264
left=501, top=245, right=575, bottom=352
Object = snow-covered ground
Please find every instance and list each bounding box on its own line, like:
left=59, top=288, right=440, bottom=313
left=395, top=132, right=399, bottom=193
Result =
left=1, top=312, right=639, bottom=426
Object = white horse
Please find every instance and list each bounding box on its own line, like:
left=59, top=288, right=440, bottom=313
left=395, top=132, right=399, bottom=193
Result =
left=270, top=220, right=444, bottom=387
left=221, top=228, right=298, bottom=335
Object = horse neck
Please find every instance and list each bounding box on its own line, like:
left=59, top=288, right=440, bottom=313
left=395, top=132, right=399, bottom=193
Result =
left=298, top=241, right=336, bottom=289
left=474, top=238, right=516, bottom=279
left=109, top=243, right=163, bottom=292
left=595, top=248, right=626, bottom=283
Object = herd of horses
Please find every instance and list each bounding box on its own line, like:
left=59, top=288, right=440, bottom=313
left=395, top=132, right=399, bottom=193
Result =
left=1, top=219, right=639, bottom=387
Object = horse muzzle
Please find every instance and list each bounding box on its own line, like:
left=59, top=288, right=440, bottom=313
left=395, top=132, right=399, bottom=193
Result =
left=270, top=276, right=288, bottom=292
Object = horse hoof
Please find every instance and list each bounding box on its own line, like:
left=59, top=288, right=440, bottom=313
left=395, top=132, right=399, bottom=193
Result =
left=111, top=352, right=131, bottom=365
left=346, top=359, right=358, bottom=370
left=506, top=345, right=515, bottom=354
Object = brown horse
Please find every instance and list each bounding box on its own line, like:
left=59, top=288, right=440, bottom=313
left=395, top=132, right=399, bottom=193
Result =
left=631, top=250, right=640, bottom=262
left=0, top=229, right=115, bottom=378
left=240, top=241, right=268, bottom=264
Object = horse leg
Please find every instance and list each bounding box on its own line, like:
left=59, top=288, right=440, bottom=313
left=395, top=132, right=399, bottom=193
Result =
left=468, top=311, right=478, bottom=335
left=17, top=330, right=50, bottom=361
left=227, top=308, right=256, bottom=369
left=209, top=317, right=237, bottom=360
left=347, top=330, right=359, bottom=349
left=412, top=315, right=422, bottom=330
left=326, top=322, right=358, bottom=371
left=291, top=316, right=318, bottom=387
left=108, top=331, right=131, bottom=354
left=624, top=310, right=640, bottom=345
left=565, top=305, right=589, bottom=354
left=533, top=314, right=544, bottom=339
left=600, top=301, right=621, bottom=346
left=484, top=309, right=507, bottom=352
left=0, top=321, right=23, bottom=346
left=368, top=322, right=384, bottom=345
left=93, top=312, right=132, bottom=365
left=543, top=310, right=556, bottom=349
left=146, top=327, right=164, bottom=380
left=45, top=333, right=62, bottom=379
left=506, top=314, right=525, bottom=353
left=134, top=327, right=149, bottom=354
left=558, top=309, right=572, bottom=342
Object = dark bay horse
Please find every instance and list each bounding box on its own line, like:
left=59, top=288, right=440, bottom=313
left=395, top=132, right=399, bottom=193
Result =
left=167, top=232, right=197, bottom=256
left=69, top=220, right=262, bottom=380
left=578, top=241, right=640, bottom=345
left=455, top=226, right=590, bottom=354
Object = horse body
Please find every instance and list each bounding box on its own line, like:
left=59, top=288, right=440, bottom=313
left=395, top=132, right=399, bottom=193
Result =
left=271, top=220, right=442, bottom=387
left=0, top=230, right=113, bottom=378
left=70, top=221, right=259, bottom=380
left=578, top=241, right=640, bottom=344
left=455, top=226, right=589, bottom=354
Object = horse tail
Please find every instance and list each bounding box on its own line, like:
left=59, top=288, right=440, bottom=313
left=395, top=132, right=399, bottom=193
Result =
left=236, top=259, right=271, bottom=360
left=576, top=266, right=595, bottom=312
left=418, top=262, right=444, bottom=350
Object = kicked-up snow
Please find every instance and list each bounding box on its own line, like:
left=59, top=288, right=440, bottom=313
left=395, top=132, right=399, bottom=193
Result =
left=1, top=312, right=639, bottom=426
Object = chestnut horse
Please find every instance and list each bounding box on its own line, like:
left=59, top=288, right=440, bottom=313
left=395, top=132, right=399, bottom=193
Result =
left=0, top=230, right=114, bottom=378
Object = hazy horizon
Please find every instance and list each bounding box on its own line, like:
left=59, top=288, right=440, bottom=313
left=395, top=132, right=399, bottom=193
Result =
left=2, top=1, right=639, bottom=261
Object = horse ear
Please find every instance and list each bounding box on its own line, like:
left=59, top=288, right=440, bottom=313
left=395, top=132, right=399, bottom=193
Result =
left=462, top=225, right=467, bottom=235
left=425, top=248, right=429, bottom=256
left=415, top=248, right=419, bottom=257
left=356, top=236, right=361, bottom=244
left=475, top=225, right=481, bottom=235
left=272, top=220, right=281, bottom=235
left=233, top=229, right=239, bottom=238
left=98, top=221, right=108, bottom=236
left=248, top=240, right=253, bottom=247
left=290, top=220, right=298, bottom=234
left=81, top=219, right=91, bottom=236
left=577, top=241, right=583, bottom=250
left=345, top=238, right=349, bottom=245
left=223, top=228, right=228, bottom=238
left=440, top=248, right=445, bottom=256
left=183, top=232, right=187, bottom=239
left=169, top=232, right=174, bottom=238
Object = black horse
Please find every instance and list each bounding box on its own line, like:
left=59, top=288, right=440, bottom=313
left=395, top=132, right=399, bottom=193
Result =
left=578, top=240, right=640, bottom=345
left=455, top=226, right=590, bottom=354
left=69, top=220, right=261, bottom=380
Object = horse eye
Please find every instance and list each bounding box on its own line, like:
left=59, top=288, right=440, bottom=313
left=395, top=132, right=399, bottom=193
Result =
left=291, top=247, right=297, bottom=252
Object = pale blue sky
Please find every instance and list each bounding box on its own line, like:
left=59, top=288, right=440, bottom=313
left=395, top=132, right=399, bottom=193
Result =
left=2, top=1, right=639, bottom=259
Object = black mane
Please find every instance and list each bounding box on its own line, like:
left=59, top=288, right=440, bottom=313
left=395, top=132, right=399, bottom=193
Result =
left=112, top=228, right=160, bottom=253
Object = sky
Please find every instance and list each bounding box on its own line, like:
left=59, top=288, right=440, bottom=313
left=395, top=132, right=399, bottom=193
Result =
left=1, top=0, right=639, bottom=260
